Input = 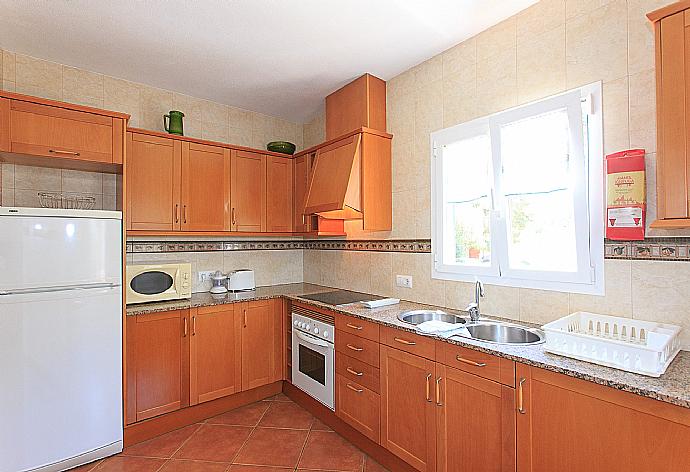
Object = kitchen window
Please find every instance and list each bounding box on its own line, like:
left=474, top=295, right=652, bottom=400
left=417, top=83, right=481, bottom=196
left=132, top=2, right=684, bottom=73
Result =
left=431, top=83, right=604, bottom=294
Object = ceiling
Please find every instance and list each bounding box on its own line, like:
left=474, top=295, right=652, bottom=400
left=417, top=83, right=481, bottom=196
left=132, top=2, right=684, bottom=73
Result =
left=0, top=0, right=537, bottom=122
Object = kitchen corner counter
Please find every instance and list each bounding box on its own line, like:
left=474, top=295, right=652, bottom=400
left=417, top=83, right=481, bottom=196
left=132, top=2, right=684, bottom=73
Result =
left=127, top=283, right=690, bottom=409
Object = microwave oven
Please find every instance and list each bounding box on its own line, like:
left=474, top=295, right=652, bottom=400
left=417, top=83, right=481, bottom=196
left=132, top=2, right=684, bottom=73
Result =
left=126, top=262, right=192, bottom=304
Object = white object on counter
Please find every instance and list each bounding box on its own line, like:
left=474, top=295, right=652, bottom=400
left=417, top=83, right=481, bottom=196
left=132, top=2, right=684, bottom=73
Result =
left=416, top=320, right=470, bottom=338
left=227, top=269, right=256, bottom=292
left=542, top=312, right=681, bottom=377
left=361, top=297, right=400, bottom=308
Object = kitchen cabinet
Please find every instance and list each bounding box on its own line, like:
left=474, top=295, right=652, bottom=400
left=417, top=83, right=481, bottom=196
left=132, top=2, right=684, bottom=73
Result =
left=125, top=310, right=189, bottom=424
left=189, top=305, right=242, bottom=405
left=336, top=374, right=380, bottom=443
left=648, top=3, right=690, bottom=228
left=241, top=299, right=282, bottom=390
left=437, top=364, right=515, bottom=472
left=231, top=150, right=267, bottom=232
left=266, top=155, right=294, bottom=232
left=380, top=345, right=437, bottom=472
left=325, top=73, right=386, bottom=139
left=515, top=364, right=690, bottom=472
left=0, top=92, right=126, bottom=165
left=293, top=152, right=314, bottom=232
left=181, top=142, right=231, bottom=231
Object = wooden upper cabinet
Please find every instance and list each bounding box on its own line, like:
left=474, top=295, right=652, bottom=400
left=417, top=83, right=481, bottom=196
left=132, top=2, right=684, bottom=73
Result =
left=266, top=155, right=294, bottom=232
left=326, top=74, right=386, bottom=139
left=231, top=150, right=267, bottom=232
left=126, top=132, right=182, bottom=231
left=241, top=300, right=282, bottom=390
left=437, top=365, right=515, bottom=472
left=0, top=92, right=126, bottom=164
left=125, top=310, right=189, bottom=424
left=181, top=142, right=231, bottom=231
left=380, top=345, right=437, bottom=472
left=516, top=364, right=690, bottom=472
left=189, top=305, right=242, bottom=405
left=293, top=153, right=314, bottom=232
left=648, top=4, right=690, bottom=227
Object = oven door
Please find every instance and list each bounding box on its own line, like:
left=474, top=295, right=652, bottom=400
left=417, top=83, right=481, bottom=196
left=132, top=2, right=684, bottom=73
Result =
left=291, top=329, right=334, bottom=410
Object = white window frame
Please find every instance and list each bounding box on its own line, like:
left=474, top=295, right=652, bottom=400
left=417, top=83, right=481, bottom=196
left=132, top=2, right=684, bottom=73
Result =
left=431, top=82, right=604, bottom=295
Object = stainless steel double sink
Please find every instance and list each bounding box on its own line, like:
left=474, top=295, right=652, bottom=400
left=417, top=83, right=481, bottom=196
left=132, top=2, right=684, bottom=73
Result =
left=397, top=310, right=545, bottom=345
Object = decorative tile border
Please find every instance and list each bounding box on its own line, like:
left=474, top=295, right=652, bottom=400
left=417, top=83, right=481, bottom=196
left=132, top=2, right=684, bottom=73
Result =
left=605, top=238, right=690, bottom=262
left=308, top=239, right=432, bottom=253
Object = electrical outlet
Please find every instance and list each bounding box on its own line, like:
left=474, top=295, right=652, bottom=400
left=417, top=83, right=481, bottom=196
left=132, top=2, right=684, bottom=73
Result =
left=396, top=275, right=413, bottom=289
left=198, top=271, right=214, bottom=283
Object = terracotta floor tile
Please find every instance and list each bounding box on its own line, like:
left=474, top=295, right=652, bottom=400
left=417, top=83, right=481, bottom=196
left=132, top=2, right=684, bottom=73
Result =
left=258, top=401, right=314, bottom=430
left=233, top=427, right=308, bottom=468
left=207, top=402, right=270, bottom=427
left=228, top=466, right=292, bottom=471
left=67, top=459, right=103, bottom=472
left=310, top=418, right=333, bottom=431
left=363, top=456, right=389, bottom=472
left=266, top=393, right=292, bottom=402
left=159, top=460, right=230, bottom=472
left=94, top=456, right=166, bottom=472
left=297, top=431, right=364, bottom=471
left=174, top=424, right=252, bottom=462
left=122, top=424, right=201, bottom=458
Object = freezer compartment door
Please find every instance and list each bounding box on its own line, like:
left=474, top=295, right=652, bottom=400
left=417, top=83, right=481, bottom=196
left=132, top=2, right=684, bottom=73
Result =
left=0, top=287, right=123, bottom=472
left=0, top=214, right=121, bottom=291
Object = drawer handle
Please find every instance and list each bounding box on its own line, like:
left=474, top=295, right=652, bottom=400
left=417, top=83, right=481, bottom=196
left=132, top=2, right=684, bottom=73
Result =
left=346, top=344, right=363, bottom=352
left=394, top=337, right=416, bottom=346
left=455, top=355, right=486, bottom=367
left=346, top=323, right=363, bottom=330
left=346, top=367, right=363, bottom=377
left=435, top=377, right=443, bottom=406
left=425, top=373, right=432, bottom=402
left=183, top=317, right=188, bottom=337
left=174, top=204, right=179, bottom=223
left=49, top=149, right=80, bottom=156
left=346, top=383, right=363, bottom=394
left=518, top=377, right=526, bottom=414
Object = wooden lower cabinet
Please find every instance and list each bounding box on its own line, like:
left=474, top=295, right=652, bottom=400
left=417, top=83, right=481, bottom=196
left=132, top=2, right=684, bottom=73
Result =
left=336, top=374, right=380, bottom=443
left=241, top=300, right=282, bottom=391
left=380, top=345, right=437, bottom=472
left=516, top=364, right=690, bottom=472
left=189, top=305, right=242, bottom=405
left=125, top=310, right=189, bottom=424
left=437, top=364, right=515, bottom=472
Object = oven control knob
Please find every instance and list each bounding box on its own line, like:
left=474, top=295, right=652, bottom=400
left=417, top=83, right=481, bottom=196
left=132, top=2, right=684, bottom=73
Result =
left=313, top=327, right=319, bottom=334
left=293, top=320, right=299, bottom=327
left=323, top=331, right=329, bottom=338
left=305, top=324, right=311, bottom=330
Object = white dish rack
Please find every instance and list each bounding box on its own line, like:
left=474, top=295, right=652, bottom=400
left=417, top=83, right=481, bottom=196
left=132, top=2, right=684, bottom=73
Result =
left=542, top=312, right=681, bottom=377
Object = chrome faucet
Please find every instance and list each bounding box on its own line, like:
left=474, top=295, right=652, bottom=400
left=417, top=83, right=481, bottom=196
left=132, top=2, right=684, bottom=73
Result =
left=465, top=280, right=484, bottom=322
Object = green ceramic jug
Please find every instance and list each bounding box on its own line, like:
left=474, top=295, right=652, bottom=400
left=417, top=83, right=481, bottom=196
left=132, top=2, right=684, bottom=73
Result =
left=164, top=110, right=184, bottom=135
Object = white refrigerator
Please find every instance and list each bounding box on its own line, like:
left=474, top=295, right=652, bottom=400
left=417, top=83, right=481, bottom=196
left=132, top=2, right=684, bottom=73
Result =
left=0, top=208, right=123, bottom=472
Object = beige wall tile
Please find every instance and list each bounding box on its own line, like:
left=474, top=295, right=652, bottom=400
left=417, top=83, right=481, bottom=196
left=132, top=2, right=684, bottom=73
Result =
left=387, top=91, right=414, bottom=142
left=370, top=252, right=393, bottom=296
left=1, top=188, right=15, bottom=206
left=603, top=76, right=630, bottom=154
left=392, top=137, right=415, bottom=192
left=569, top=259, right=632, bottom=316
left=1, top=163, right=15, bottom=189
left=103, top=173, right=117, bottom=196
left=476, top=49, right=517, bottom=116
left=628, top=68, right=656, bottom=152
left=444, top=280, right=475, bottom=311
left=62, top=66, right=104, bottom=108
left=14, top=54, right=62, bottom=100
left=442, top=65, right=477, bottom=127
left=391, top=190, right=416, bottom=239
left=442, top=38, right=476, bottom=78
left=62, top=169, right=103, bottom=194
left=517, top=25, right=566, bottom=104
left=566, top=0, right=628, bottom=87
left=13, top=189, right=42, bottom=207
left=140, top=85, right=173, bottom=133
left=228, top=106, right=254, bottom=134
left=627, top=0, right=669, bottom=75
left=14, top=165, right=61, bottom=191
left=103, top=76, right=141, bottom=128
left=103, top=194, right=117, bottom=211
left=481, top=284, right=520, bottom=320
left=201, top=99, right=228, bottom=126
left=476, top=17, right=517, bottom=60
left=202, top=120, right=229, bottom=143
left=517, top=0, right=566, bottom=41
left=387, top=69, right=415, bottom=100
left=303, top=249, right=323, bottom=285
left=519, top=288, right=570, bottom=324
left=172, top=93, right=203, bottom=139
left=303, top=111, right=326, bottom=149
left=414, top=79, right=443, bottom=138
left=3, top=50, right=15, bottom=82
left=565, top=0, right=614, bottom=20
left=228, top=127, right=253, bottom=148
left=2, top=80, right=16, bottom=92
left=414, top=55, right=443, bottom=88
left=415, top=187, right=431, bottom=239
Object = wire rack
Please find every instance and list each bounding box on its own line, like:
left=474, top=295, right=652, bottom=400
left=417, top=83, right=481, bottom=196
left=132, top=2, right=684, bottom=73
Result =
left=38, top=192, right=96, bottom=210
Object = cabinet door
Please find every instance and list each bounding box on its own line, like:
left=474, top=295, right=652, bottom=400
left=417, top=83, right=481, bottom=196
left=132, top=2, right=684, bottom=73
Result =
left=189, top=305, right=242, bottom=405
left=231, top=150, right=267, bottom=232
left=125, top=310, right=189, bottom=424
left=266, top=155, right=294, bottom=232
left=516, top=364, right=690, bottom=472
left=437, top=364, right=515, bottom=472
left=241, top=300, right=281, bottom=390
left=336, top=375, right=380, bottom=443
left=181, top=142, right=231, bottom=231
left=380, top=345, right=437, bottom=472
left=293, top=153, right=313, bottom=232
left=126, top=132, right=182, bottom=231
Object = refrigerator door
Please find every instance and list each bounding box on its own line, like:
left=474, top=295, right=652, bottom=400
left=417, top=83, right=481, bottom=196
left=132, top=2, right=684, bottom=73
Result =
left=0, top=209, right=122, bottom=291
left=0, top=286, right=123, bottom=472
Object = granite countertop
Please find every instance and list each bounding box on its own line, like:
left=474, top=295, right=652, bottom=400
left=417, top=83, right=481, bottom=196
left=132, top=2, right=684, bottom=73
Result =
left=127, top=283, right=690, bottom=409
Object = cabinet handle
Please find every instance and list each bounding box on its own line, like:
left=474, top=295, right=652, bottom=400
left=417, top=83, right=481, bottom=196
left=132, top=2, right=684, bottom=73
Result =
left=183, top=317, right=188, bottom=337
left=425, top=373, right=432, bottom=402
left=346, top=367, right=363, bottom=377
left=346, top=383, right=364, bottom=394
left=174, top=204, right=179, bottom=223
left=435, top=377, right=443, bottom=406
left=182, top=205, right=187, bottom=224
left=455, top=355, right=487, bottom=367
left=346, top=323, right=363, bottom=330
left=302, top=214, right=306, bottom=225
left=49, top=149, right=80, bottom=156
left=518, top=377, right=526, bottom=414
left=243, top=309, right=247, bottom=328
left=394, top=337, right=416, bottom=346
left=346, top=344, right=363, bottom=352
left=192, top=316, right=196, bottom=336
left=231, top=208, right=236, bottom=226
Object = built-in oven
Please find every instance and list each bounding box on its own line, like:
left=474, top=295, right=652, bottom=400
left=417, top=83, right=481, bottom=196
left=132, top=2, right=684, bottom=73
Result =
left=291, top=305, right=335, bottom=410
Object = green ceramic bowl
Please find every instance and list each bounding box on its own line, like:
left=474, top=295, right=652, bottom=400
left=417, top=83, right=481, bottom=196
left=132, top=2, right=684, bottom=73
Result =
left=267, top=141, right=296, bottom=155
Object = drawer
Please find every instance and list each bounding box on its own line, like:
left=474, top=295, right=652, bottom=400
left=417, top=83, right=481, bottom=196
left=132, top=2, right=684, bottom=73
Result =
left=335, top=330, right=379, bottom=367
left=336, top=375, right=380, bottom=444
left=381, top=325, right=435, bottom=360
left=336, top=352, right=380, bottom=393
left=439, top=342, right=515, bottom=386
left=336, top=314, right=380, bottom=341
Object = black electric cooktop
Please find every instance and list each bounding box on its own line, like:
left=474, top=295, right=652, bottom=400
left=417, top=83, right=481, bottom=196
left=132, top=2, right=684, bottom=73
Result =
left=299, top=290, right=383, bottom=306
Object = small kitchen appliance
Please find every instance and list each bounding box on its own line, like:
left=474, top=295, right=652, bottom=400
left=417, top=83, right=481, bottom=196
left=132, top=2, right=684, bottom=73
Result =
left=210, top=270, right=228, bottom=294
left=227, top=269, right=255, bottom=292
left=126, top=262, right=192, bottom=304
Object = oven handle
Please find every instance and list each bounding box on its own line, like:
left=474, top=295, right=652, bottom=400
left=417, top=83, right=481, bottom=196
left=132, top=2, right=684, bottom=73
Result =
left=295, top=330, right=330, bottom=348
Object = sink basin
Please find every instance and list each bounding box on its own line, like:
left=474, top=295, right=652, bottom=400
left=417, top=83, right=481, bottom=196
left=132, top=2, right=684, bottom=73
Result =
left=398, top=310, right=466, bottom=325
left=454, top=322, right=545, bottom=345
